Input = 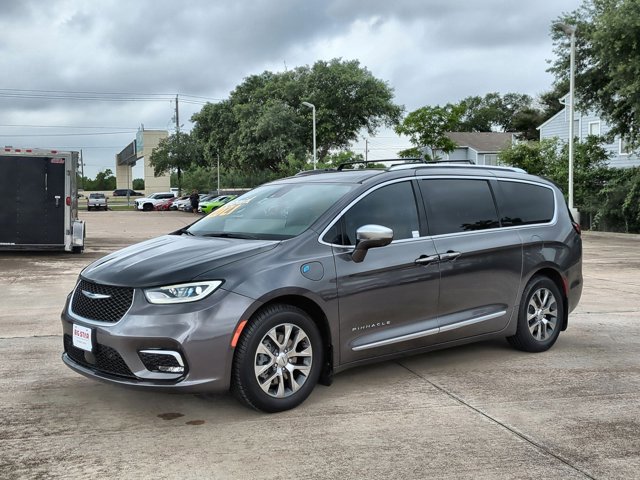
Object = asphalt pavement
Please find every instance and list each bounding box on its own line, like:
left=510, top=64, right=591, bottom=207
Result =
left=0, top=211, right=638, bottom=479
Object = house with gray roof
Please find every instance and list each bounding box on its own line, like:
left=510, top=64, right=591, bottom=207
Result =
left=426, top=132, right=515, bottom=165
left=537, top=94, right=639, bottom=168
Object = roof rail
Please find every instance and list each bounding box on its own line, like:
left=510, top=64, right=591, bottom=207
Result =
left=296, top=159, right=527, bottom=176
left=336, top=158, right=422, bottom=171
left=294, top=168, right=337, bottom=177
left=407, top=163, right=527, bottom=174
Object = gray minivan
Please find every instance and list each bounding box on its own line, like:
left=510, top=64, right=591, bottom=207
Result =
left=61, top=163, right=582, bottom=412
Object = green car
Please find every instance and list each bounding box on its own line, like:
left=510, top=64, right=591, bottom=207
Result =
left=198, top=195, right=237, bottom=214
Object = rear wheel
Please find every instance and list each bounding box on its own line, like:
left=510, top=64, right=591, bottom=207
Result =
left=232, top=304, right=322, bottom=412
left=508, top=276, right=564, bottom=352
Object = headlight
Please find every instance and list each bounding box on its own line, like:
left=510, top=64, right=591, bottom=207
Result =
left=144, top=281, right=222, bottom=304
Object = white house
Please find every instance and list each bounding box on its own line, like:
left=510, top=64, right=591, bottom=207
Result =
left=537, top=94, right=640, bottom=168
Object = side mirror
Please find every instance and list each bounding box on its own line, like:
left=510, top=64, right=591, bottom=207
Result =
left=352, top=224, right=393, bottom=263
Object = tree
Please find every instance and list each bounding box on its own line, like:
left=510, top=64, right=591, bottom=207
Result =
left=538, top=81, right=569, bottom=121
left=132, top=178, right=144, bottom=190
left=78, top=169, right=116, bottom=191
left=549, top=0, right=640, bottom=149
left=149, top=132, right=204, bottom=194
left=191, top=59, right=403, bottom=173
left=456, top=92, right=541, bottom=139
left=499, top=136, right=614, bottom=224
left=395, top=104, right=465, bottom=159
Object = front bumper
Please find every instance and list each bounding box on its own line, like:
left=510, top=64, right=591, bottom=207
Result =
left=61, top=286, right=256, bottom=393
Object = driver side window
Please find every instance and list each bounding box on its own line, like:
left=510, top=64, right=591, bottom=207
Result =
left=332, top=181, right=421, bottom=246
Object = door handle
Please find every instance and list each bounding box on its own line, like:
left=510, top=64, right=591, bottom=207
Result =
left=55, top=195, right=61, bottom=207
left=415, top=254, right=440, bottom=265
left=439, top=251, right=461, bottom=262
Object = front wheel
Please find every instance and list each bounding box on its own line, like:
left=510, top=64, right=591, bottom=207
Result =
left=232, top=304, right=323, bottom=412
left=508, top=276, right=564, bottom=352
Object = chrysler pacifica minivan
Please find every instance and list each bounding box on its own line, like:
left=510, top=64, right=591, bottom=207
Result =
left=61, top=163, right=582, bottom=412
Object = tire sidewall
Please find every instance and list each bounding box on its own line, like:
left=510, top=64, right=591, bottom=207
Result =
left=235, top=306, right=323, bottom=413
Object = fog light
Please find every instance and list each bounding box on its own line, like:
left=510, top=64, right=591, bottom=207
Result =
left=139, top=350, right=185, bottom=374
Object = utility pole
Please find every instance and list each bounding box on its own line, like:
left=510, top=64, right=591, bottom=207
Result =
left=217, top=153, right=220, bottom=196
left=365, top=138, right=368, bottom=163
left=175, top=94, right=181, bottom=195
left=79, top=149, right=84, bottom=189
left=175, top=94, right=180, bottom=134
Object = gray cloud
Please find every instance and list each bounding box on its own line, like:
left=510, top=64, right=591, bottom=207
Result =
left=0, top=0, right=582, bottom=175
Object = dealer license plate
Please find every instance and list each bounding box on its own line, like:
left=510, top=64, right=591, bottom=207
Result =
left=72, top=324, right=93, bottom=352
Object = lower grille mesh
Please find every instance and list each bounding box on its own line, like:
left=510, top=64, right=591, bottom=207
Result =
left=63, top=334, right=135, bottom=379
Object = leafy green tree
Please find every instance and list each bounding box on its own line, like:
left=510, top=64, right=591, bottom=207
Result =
left=500, top=137, right=640, bottom=232
left=149, top=132, right=205, bottom=194
left=549, top=0, right=640, bottom=149
left=456, top=92, right=541, bottom=139
left=132, top=178, right=144, bottom=190
left=538, top=81, right=569, bottom=121
left=395, top=104, right=465, bottom=159
left=89, top=169, right=116, bottom=190
left=511, top=107, right=546, bottom=141
left=191, top=59, right=403, bottom=173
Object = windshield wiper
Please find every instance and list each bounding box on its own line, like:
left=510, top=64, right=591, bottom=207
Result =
left=201, top=232, right=258, bottom=240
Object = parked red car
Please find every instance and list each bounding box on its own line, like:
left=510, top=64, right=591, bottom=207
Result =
left=154, top=197, right=176, bottom=211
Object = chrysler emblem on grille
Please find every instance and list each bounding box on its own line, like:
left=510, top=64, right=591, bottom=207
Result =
left=82, top=290, right=111, bottom=300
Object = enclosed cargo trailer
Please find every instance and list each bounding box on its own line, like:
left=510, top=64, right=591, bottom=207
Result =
left=0, top=147, right=85, bottom=252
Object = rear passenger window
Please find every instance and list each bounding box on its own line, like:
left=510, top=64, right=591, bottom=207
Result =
left=332, top=181, right=420, bottom=245
left=498, top=181, right=555, bottom=226
left=420, top=179, right=499, bottom=235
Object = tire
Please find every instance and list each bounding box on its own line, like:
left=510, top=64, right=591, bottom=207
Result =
left=142, top=203, right=153, bottom=212
left=232, top=304, right=323, bottom=413
left=507, top=276, right=564, bottom=352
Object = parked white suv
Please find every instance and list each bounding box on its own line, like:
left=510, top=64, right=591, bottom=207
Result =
left=134, top=192, right=175, bottom=211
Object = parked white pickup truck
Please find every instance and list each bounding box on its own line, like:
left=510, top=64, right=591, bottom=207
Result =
left=87, top=193, right=108, bottom=211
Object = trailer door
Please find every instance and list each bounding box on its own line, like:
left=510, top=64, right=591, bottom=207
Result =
left=2, top=156, right=66, bottom=246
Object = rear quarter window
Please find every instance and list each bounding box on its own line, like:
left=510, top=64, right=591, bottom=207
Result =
left=420, top=179, right=499, bottom=235
left=497, top=181, right=555, bottom=226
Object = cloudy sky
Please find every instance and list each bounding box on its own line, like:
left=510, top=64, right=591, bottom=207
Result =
left=0, top=0, right=581, bottom=179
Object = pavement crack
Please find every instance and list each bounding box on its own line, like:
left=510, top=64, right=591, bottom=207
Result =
left=396, top=360, right=598, bottom=480
left=0, top=334, right=61, bottom=340
left=576, top=310, right=640, bottom=315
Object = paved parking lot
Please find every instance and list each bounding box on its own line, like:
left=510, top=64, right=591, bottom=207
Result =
left=1, top=211, right=639, bottom=479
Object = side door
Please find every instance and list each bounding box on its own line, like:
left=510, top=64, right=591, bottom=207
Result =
left=43, top=157, right=66, bottom=245
left=326, top=180, right=441, bottom=365
left=418, top=177, right=522, bottom=341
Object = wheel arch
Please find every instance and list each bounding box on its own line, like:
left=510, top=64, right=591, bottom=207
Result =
left=529, top=267, right=569, bottom=331
left=243, top=294, right=334, bottom=386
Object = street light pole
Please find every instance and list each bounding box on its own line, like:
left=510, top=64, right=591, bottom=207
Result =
left=556, top=22, right=579, bottom=222
left=302, top=102, right=317, bottom=170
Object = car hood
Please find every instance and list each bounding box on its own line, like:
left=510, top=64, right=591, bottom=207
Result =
left=80, top=234, right=279, bottom=287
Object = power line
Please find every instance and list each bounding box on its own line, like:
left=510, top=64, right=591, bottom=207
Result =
left=0, top=88, right=221, bottom=104
left=0, top=131, right=133, bottom=137
left=0, top=124, right=139, bottom=130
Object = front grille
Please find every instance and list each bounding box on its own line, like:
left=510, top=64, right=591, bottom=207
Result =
left=71, top=279, right=133, bottom=323
left=63, top=334, right=135, bottom=379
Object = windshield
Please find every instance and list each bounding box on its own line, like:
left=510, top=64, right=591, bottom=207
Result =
left=187, top=183, right=354, bottom=240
